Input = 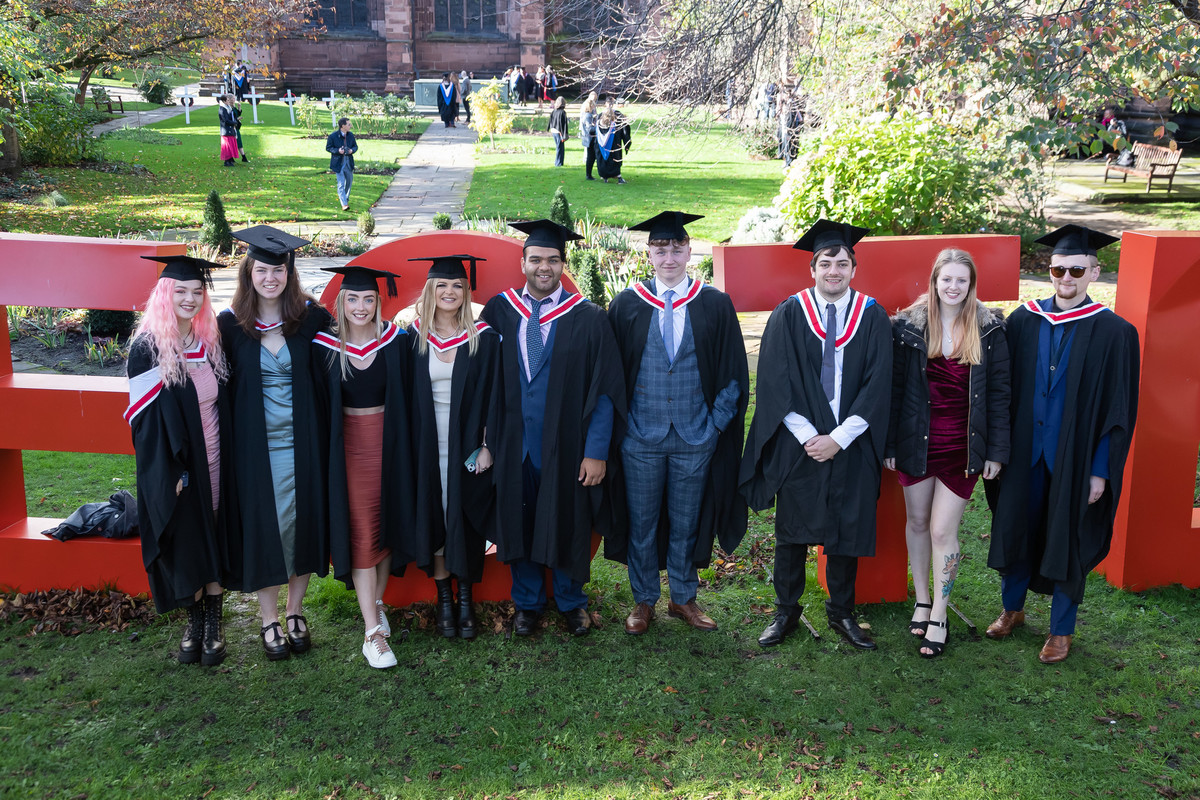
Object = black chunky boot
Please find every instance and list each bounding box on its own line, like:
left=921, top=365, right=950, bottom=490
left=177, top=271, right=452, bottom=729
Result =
left=434, top=578, right=457, bottom=638
left=179, top=601, right=203, bottom=664
left=201, top=592, right=227, bottom=666
left=457, top=580, right=477, bottom=640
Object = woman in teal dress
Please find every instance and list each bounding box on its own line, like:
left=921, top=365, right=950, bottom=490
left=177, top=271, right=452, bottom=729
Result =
left=218, top=225, right=333, bottom=661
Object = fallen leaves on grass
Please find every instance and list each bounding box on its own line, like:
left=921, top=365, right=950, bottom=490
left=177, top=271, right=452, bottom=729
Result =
left=0, top=587, right=155, bottom=635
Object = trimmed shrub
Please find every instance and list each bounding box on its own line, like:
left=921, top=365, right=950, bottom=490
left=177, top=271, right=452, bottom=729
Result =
left=432, top=212, right=452, bottom=230
left=357, top=210, right=376, bottom=236
left=775, top=112, right=1001, bottom=236
left=85, top=309, right=137, bottom=338
left=199, top=190, right=234, bottom=254
left=697, top=255, right=714, bottom=282
left=568, top=247, right=605, bottom=307
left=549, top=186, right=572, bottom=230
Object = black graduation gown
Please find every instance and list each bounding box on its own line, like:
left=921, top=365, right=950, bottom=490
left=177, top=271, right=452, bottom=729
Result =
left=738, top=292, right=892, bottom=557
left=481, top=292, right=627, bottom=584
left=595, top=118, right=632, bottom=179
left=127, top=336, right=238, bottom=612
left=605, top=282, right=749, bottom=568
left=407, top=324, right=502, bottom=583
left=218, top=305, right=333, bottom=592
left=435, top=83, right=458, bottom=123
left=986, top=303, right=1139, bottom=602
left=320, top=323, right=416, bottom=587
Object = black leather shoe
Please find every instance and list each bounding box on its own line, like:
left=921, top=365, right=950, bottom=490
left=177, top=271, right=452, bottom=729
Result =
left=261, top=621, right=290, bottom=661
left=513, top=609, right=541, bottom=636
left=179, top=601, right=204, bottom=664
left=563, top=608, right=590, bottom=637
left=286, top=614, right=311, bottom=654
left=434, top=578, right=457, bottom=639
left=828, top=616, right=877, bottom=650
left=757, top=607, right=800, bottom=647
left=457, top=581, right=478, bottom=640
left=201, top=592, right=227, bottom=667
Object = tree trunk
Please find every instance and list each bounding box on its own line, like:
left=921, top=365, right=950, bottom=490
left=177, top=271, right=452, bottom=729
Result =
left=0, top=98, right=19, bottom=178
left=75, top=64, right=98, bottom=105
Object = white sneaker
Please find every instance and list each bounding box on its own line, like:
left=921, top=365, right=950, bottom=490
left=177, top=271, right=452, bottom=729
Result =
left=376, top=600, right=391, bottom=636
left=362, top=625, right=397, bottom=669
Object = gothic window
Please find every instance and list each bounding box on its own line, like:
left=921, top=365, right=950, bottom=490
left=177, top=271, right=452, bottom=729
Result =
left=311, top=0, right=371, bottom=30
left=434, top=0, right=499, bottom=33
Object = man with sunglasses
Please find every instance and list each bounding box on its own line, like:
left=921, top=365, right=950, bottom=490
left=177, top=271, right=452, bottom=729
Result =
left=984, top=224, right=1139, bottom=664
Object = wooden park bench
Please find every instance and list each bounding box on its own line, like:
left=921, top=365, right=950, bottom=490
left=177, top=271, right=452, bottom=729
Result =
left=1104, top=142, right=1183, bottom=193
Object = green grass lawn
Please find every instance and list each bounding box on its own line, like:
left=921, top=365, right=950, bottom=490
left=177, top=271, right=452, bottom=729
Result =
left=1, top=105, right=427, bottom=237
left=6, top=343, right=1199, bottom=798
left=467, top=112, right=782, bottom=243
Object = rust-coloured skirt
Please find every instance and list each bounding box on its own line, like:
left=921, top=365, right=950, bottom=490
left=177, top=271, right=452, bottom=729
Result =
left=344, top=410, right=391, bottom=569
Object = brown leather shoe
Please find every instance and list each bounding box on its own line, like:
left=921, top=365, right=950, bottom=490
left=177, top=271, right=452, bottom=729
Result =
left=625, top=603, right=655, bottom=635
left=1039, top=634, right=1072, bottom=664
left=985, top=609, right=1026, bottom=639
left=667, top=600, right=718, bottom=631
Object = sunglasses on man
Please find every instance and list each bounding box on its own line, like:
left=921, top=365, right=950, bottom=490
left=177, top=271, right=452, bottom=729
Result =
left=1049, top=265, right=1092, bottom=278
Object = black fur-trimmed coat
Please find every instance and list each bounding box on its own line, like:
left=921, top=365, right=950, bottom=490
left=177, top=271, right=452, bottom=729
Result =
left=886, top=301, right=1011, bottom=477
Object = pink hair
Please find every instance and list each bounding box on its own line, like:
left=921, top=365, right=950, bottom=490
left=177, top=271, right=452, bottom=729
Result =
left=133, top=278, right=228, bottom=387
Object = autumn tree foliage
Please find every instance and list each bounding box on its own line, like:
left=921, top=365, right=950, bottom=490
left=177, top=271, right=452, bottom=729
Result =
left=1, top=0, right=320, bottom=101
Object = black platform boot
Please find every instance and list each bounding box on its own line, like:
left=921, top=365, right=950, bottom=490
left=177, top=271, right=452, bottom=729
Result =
left=434, top=578, right=457, bottom=638
left=457, top=580, right=478, bottom=640
left=179, top=601, right=203, bottom=664
left=201, top=592, right=227, bottom=666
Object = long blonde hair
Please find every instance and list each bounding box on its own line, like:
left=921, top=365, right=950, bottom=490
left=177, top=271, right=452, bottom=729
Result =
left=331, top=287, right=384, bottom=379
left=414, top=278, right=479, bottom=356
left=918, top=248, right=982, bottom=365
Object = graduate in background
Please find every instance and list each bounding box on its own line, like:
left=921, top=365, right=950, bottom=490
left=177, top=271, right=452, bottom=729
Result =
left=481, top=219, right=626, bottom=638
left=606, top=212, right=748, bottom=635
left=984, top=225, right=1139, bottom=664
left=436, top=72, right=459, bottom=129
left=317, top=265, right=414, bottom=669
left=217, top=94, right=240, bottom=167
left=740, top=220, right=892, bottom=651
left=219, top=226, right=333, bottom=662
left=406, top=255, right=501, bottom=640
left=127, top=255, right=235, bottom=667
left=595, top=102, right=632, bottom=184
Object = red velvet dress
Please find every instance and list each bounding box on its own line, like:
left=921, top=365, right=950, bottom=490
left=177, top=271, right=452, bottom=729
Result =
left=897, top=355, right=977, bottom=499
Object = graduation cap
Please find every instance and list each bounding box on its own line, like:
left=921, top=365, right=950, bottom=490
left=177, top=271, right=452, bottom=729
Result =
left=1034, top=224, right=1119, bottom=257
left=232, top=225, right=311, bottom=267
left=508, top=219, right=584, bottom=256
left=407, top=254, right=486, bottom=291
left=141, top=254, right=220, bottom=290
left=630, top=211, right=704, bottom=242
left=321, top=265, right=399, bottom=297
left=793, top=219, right=870, bottom=254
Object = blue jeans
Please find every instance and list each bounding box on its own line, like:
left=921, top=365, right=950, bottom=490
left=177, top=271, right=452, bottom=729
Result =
left=335, top=162, right=353, bottom=207
left=622, top=428, right=716, bottom=605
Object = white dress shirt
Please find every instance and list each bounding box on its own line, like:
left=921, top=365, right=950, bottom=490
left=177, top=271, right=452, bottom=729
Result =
left=783, top=287, right=869, bottom=450
left=654, top=276, right=689, bottom=346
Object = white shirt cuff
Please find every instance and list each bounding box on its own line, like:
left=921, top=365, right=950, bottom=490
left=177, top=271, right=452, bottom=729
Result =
left=829, top=415, right=869, bottom=450
left=783, top=412, right=818, bottom=445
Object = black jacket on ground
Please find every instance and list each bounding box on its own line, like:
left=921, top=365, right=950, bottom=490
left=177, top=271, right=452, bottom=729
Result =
left=886, top=301, right=1011, bottom=477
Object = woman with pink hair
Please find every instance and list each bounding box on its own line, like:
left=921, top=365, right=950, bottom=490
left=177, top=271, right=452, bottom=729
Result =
left=125, top=255, right=236, bottom=666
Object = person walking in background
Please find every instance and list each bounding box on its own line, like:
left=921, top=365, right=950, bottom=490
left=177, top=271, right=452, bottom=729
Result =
left=317, top=266, right=414, bottom=670
left=535, top=67, right=546, bottom=112
left=232, top=59, right=250, bottom=102
left=232, top=100, right=249, bottom=163
left=579, top=93, right=598, bottom=181
left=326, top=117, right=358, bottom=212
left=126, top=255, right=235, bottom=667
left=460, top=71, right=473, bottom=124
left=217, top=95, right=241, bottom=167
left=885, top=249, right=1011, bottom=659
left=548, top=96, right=569, bottom=167
left=436, top=72, right=459, bottom=129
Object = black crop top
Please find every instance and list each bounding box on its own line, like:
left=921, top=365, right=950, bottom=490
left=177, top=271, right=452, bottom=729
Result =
left=342, top=354, right=387, bottom=408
